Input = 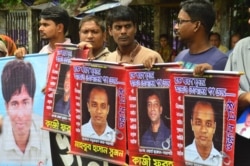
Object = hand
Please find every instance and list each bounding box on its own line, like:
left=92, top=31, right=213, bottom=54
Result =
left=142, top=55, right=158, bottom=69
left=193, top=63, right=212, bottom=76
left=14, top=47, right=27, bottom=59
left=77, top=42, right=93, bottom=60
left=42, top=86, right=46, bottom=94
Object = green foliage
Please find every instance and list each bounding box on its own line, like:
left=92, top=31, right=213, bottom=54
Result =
left=0, top=0, right=22, bottom=7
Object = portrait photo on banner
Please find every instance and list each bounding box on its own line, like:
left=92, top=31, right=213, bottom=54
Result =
left=137, top=88, right=171, bottom=150
left=0, top=54, right=48, bottom=116
left=53, top=63, right=71, bottom=117
left=184, top=95, right=224, bottom=165
left=236, top=106, right=250, bottom=139
left=0, top=54, right=52, bottom=165
left=80, top=82, right=117, bottom=145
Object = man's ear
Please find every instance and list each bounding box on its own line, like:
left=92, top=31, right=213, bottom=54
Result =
left=190, top=119, right=194, bottom=131
left=57, top=23, right=64, bottom=33
left=194, top=21, right=201, bottom=32
left=108, top=26, right=113, bottom=36
left=107, top=105, right=110, bottom=114
left=87, top=102, right=90, bottom=112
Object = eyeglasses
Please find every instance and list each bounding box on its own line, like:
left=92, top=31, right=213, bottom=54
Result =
left=176, top=19, right=193, bottom=26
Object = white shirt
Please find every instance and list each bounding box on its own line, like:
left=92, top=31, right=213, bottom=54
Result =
left=39, top=38, right=71, bottom=78
left=81, top=120, right=116, bottom=144
left=0, top=114, right=51, bottom=166
left=185, top=140, right=222, bottom=166
left=236, top=123, right=250, bottom=139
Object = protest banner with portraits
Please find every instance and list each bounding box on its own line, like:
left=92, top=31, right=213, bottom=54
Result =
left=43, top=43, right=88, bottom=135
left=168, top=69, right=242, bottom=166
left=125, top=63, right=181, bottom=166
left=70, top=59, right=127, bottom=165
left=0, top=54, right=52, bottom=166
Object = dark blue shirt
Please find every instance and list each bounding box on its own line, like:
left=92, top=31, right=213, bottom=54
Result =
left=141, top=120, right=171, bottom=149
left=54, top=97, right=70, bottom=115
left=175, top=47, right=228, bottom=70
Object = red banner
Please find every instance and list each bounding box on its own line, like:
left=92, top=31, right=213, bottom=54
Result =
left=43, top=43, right=88, bottom=135
left=125, top=63, right=181, bottom=166
left=70, top=59, right=127, bottom=165
left=168, top=69, right=241, bottom=166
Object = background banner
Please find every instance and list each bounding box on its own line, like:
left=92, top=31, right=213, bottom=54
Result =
left=168, top=69, right=241, bottom=166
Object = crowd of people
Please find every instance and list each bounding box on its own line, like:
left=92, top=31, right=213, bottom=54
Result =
left=0, top=0, right=249, bottom=165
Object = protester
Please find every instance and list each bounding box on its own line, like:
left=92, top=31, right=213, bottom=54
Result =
left=224, top=1, right=250, bottom=164
left=174, top=0, right=228, bottom=75
left=77, top=15, right=110, bottom=60
left=105, top=5, right=164, bottom=68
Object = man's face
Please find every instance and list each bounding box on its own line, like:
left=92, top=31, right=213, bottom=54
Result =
left=108, top=21, right=137, bottom=47
left=6, top=84, right=33, bottom=137
left=64, top=70, right=70, bottom=95
left=191, top=104, right=216, bottom=149
left=79, top=20, right=106, bottom=51
left=230, top=35, right=240, bottom=49
left=209, top=35, right=220, bottom=48
left=87, top=88, right=109, bottom=127
left=147, top=94, right=162, bottom=123
left=39, top=18, right=61, bottom=40
left=159, top=37, right=168, bottom=48
left=174, top=9, right=197, bottom=43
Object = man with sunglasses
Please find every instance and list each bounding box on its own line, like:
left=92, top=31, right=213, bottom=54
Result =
left=174, top=0, right=228, bottom=73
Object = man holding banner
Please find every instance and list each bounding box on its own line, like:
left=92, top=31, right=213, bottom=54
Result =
left=224, top=1, right=250, bottom=165
left=0, top=59, right=51, bottom=165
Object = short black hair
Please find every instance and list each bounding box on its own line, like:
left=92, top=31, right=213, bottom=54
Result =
left=191, top=100, right=216, bottom=122
left=1, top=59, right=36, bottom=103
left=146, top=90, right=162, bottom=106
left=106, top=5, right=137, bottom=28
left=79, top=15, right=106, bottom=32
left=180, top=0, right=215, bottom=34
left=209, top=31, right=221, bottom=41
left=159, top=34, right=169, bottom=40
left=88, top=86, right=109, bottom=104
left=40, top=6, right=70, bottom=34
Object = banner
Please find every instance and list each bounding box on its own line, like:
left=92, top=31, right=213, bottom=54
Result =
left=0, top=54, right=52, bottom=166
left=43, top=43, right=88, bottom=135
left=125, top=63, right=181, bottom=166
left=168, top=69, right=241, bottom=166
left=70, top=59, right=127, bottom=165
left=236, top=106, right=250, bottom=139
